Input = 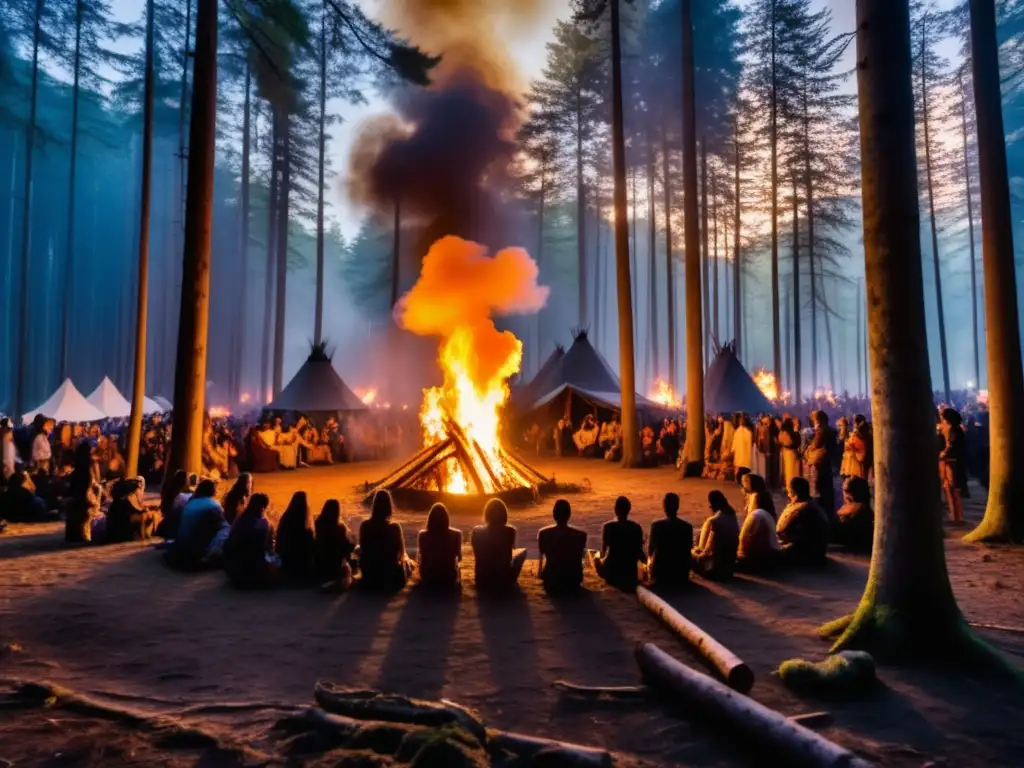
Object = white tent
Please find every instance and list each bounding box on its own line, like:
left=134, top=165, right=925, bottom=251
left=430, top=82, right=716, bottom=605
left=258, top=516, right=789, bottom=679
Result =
left=23, top=379, right=107, bottom=425
left=86, top=377, right=163, bottom=418
left=152, top=395, right=172, bottom=412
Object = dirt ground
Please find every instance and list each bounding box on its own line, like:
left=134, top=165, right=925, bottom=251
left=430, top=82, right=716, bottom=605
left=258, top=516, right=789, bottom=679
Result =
left=2, top=457, right=1023, bottom=767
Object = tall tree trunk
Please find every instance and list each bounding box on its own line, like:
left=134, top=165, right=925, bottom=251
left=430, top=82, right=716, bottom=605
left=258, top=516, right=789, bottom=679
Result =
left=60, top=0, right=84, bottom=383
left=803, top=80, right=816, bottom=393
left=313, top=6, right=327, bottom=345
left=770, top=0, right=782, bottom=390
left=662, top=119, right=676, bottom=389
left=14, top=0, right=43, bottom=420
left=3, top=143, right=16, bottom=405
left=126, top=0, right=156, bottom=478
left=824, top=280, right=837, bottom=389
left=733, top=121, right=742, bottom=360
left=792, top=175, right=801, bottom=403
left=167, top=0, right=217, bottom=478
left=700, top=139, right=710, bottom=364
left=681, top=0, right=704, bottom=474
left=630, top=165, right=638, bottom=323
left=576, top=97, right=587, bottom=326
left=169, top=0, right=192, bottom=389
left=235, top=63, right=251, bottom=401
left=647, top=134, right=659, bottom=380
left=712, top=168, right=719, bottom=347
left=809, top=244, right=818, bottom=389
left=534, top=166, right=546, bottom=368
left=821, top=0, right=1000, bottom=667
left=594, top=202, right=603, bottom=345
left=855, top=280, right=863, bottom=395
left=609, top=0, right=640, bottom=467
left=272, top=114, right=291, bottom=396
left=783, top=279, right=791, bottom=390
left=920, top=22, right=952, bottom=404
left=260, top=113, right=279, bottom=404
left=965, top=0, right=1024, bottom=543
left=958, top=69, right=982, bottom=389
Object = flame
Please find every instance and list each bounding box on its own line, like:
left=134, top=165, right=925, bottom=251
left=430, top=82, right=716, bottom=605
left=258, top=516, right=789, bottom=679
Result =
left=648, top=377, right=681, bottom=409
left=209, top=406, right=231, bottom=419
left=240, top=392, right=252, bottom=404
left=357, top=387, right=378, bottom=405
left=398, top=236, right=548, bottom=494
left=813, top=388, right=838, bottom=406
left=753, top=368, right=779, bottom=402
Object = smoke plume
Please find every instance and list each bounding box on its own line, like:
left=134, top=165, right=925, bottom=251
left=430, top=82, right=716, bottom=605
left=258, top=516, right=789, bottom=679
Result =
left=396, top=236, right=549, bottom=389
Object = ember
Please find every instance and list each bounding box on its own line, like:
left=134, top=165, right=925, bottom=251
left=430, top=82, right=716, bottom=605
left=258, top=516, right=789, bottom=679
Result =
left=648, top=377, right=681, bottom=410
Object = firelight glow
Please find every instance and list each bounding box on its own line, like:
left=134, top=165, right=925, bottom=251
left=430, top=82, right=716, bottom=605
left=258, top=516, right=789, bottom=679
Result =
left=648, top=377, right=681, bottom=409
left=753, top=368, right=780, bottom=402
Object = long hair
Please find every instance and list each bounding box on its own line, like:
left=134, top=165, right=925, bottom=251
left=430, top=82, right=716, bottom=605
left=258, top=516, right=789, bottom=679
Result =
left=280, top=491, right=312, bottom=537
left=222, top=472, right=252, bottom=512
left=483, top=498, right=508, bottom=527
left=370, top=489, right=394, bottom=523
left=425, top=503, right=450, bottom=534
left=316, top=499, right=345, bottom=538
left=235, top=493, right=270, bottom=529
left=162, top=470, right=188, bottom=511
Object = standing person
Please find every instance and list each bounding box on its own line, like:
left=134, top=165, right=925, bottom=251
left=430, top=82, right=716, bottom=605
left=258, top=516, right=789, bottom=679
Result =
left=315, top=499, right=356, bottom=590
left=732, top=414, right=754, bottom=483
left=806, top=411, right=837, bottom=517
left=471, top=498, right=527, bottom=591
left=31, top=419, right=53, bottom=474
left=692, top=490, right=740, bottom=580
left=1, top=419, right=18, bottom=492
left=276, top=491, right=317, bottom=584
left=358, top=490, right=414, bottom=591
left=537, top=499, right=588, bottom=593
left=778, top=417, right=802, bottom=491
left=647, top=492, right=693, bottom=586
left=417, top=502, right=463, bottom=590
left=593, top=496, right=646, bottom=590
left=841, top=415, right=871, bottom=482
left=938, top=407, right=967, bottom=524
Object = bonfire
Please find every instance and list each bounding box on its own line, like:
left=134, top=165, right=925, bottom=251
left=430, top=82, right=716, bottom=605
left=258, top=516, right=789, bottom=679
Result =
left=649, top=377, right=681, bottom=410
left=364, top=237, right=556, bottom=510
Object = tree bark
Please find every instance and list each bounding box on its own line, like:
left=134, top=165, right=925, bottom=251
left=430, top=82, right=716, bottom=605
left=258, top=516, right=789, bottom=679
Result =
left=647, top=132, right=659, bottom=381
left=701, top=139, right=710, bottom=364
left=662, top=118, right=676, bottom=389
left=681, top=0, right=704, bottom=474
left=856, top=281, right=863, bottom=395
left=167, top=0, right=217, bottom=478
left=272, top=113, right=291, bottom=396
left=820, top=0, right=1002, bottom=665
left=576, top=95, right=588, bottom=327
left=920, top=20, right=952, bottom=404
left=733, top=121, right=741, bottom=360
left=235, top=63, right=251, bottom=402
left=803, top=81, right=816, bottom=394
left=964, top=0, right=1024, bottom=543
left=958, top=69, right=982, bottom=390
left=610, top=0, right=641, bottom=467
left=126, top=0, right=156, bottom=478
left=535, top=164, right=546, bottom=369
left=792, top=175, right=801, bottom=402
left=60, top=0, right=84, bottom=383
left=314, top=6, right=327, bottom=345
left=13, top=0, right=43, bottom=421
left=712, top=168, right=719, bottom=347
left=770, top=0, right=782, bottom=391
left=261, top=112, right=279, bottom=404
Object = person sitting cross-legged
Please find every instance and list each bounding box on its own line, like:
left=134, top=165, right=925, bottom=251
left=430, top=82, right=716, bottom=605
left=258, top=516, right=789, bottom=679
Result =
left=276, top=491, right=317, bottom=585
left=471, top=498, right=527, bottom=592
left=647, top=492, right=693, bottom=587
left=166, top=479, right=229, bottom=570
left=691, top=490, right=740, bottom=580
left=224, top=493, right=278, bottom=589
left=593, top=495, right=646, bottom=590
left=358, top=490, right=414, bottom=591
left=315, top=499, right=356, bottom=591
left=417, top=503, right=463, bottom=590
left=834, top=476, right=873, bottom=554
left=537, top=499, right=588, bottom=593
left=777, top=476, right=830, bottom=567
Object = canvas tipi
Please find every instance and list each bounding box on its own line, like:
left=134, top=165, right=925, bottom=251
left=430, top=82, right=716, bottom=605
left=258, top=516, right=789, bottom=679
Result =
left=23, top=380, right=107, bottom=424
left=264, top=342, right=366, bottom=419
left=703, top=343, right=775, bottom=415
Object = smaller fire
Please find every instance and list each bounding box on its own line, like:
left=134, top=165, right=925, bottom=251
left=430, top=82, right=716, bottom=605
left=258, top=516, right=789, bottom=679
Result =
left=753, top=368, right=779, bottom=402
left=240, top=392, right=252, bottom=404
left=209, top=405, right=231, bottom=419
left=813, top=388, right=838, bottom=406
left=648, top=377, right=681, bottom=409
left=356, top=387, right=378, bottom=405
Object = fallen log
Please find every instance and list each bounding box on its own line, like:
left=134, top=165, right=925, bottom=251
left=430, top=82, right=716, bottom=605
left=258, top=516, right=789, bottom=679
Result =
left=970, top=622, right=1024, bottom=635
left=553, top=680, right=650, bottom=700
left=790, top=712, right=835, bottom=729
left=635, top=643, right=870, bottom=768
left=314, top=683, right=486, bottom=745
left=637, top=586, right=754, bottom=693
left=488, top=729, right=613, bottom=767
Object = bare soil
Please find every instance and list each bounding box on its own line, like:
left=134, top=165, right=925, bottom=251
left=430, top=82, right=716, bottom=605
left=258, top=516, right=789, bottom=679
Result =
left=2, top=457, right=1023, bottom=767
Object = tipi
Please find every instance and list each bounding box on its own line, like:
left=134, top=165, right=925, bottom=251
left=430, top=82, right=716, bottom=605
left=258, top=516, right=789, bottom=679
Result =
left=264, top=342, right=366, bottom=419
left=703, top=342, right=775, bottom=415
left=23, top=380, right=107, bottom=424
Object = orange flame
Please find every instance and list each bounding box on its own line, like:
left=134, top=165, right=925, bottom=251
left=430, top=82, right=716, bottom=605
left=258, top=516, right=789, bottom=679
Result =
left=648, top=377, right=681, bottom=409
left=753, top=368, right=779, bottom=402
left=397, top=236, right=548, bottom=494
left=209, top=405, right=231, bottom=419
left=356, top=387, right=378, bottom=406
left=814, top=388, right=838, bottom=406
left=240, top=392, right=252, bottom=404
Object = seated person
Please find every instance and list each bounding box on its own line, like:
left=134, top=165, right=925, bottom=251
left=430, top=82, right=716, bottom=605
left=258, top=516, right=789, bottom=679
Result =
left=573, top=415, right=600, bottom=457
left=0, top=470, right=49, bottom=523
left=538, top=499, right=588, bottom=593
left=471, top=498, right=527, bottom=591
left=221, top=473, right=253, bottom=526
left=358, top=490, right=414, bottom=591
left=157, top=469, right=189, bottom=538
left=834, top=476, right=873, bottom=553
left=224, top=493, right=277, bottom=589
left=417, top=503, right=463, bottom=590
left=737, top=503, right=781, bottom=572
left=593, top=496, right=645, bottom=590
left=692, top=490, right=740, bottom=580
left=276, top=491, right=317, bottom=584
left=776, top=477, right=830, bottom=567
left=648, top=492, right=693, bottom=586
left=66, top=480, right=102, bottom=544
left=740, top=473, right=776, bottom=520
left=105, top=477, right=157, bottom=544
left=166, top=479, right=228, bottom=570
left=315, top=499, right=356, bottom=590
left=248, top=427, right=280, bottom=473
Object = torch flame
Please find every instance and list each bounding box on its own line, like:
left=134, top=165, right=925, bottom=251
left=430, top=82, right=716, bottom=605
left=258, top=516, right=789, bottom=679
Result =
left=648, top=377, right=681, bottom=409
left=398, top=236, right=548, bottom=494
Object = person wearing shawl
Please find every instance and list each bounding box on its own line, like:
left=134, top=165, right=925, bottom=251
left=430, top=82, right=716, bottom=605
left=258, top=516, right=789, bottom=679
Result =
left=105, top=477, right=156, bottom=543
